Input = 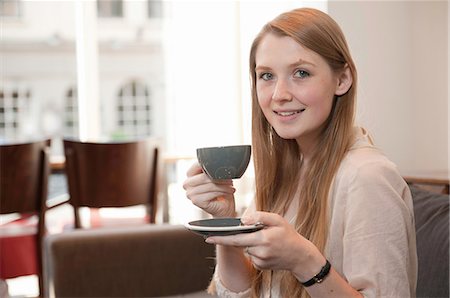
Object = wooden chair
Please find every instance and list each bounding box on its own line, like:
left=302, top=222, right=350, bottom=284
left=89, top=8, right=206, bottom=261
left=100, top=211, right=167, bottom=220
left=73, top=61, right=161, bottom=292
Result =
left=63, top=138, right=160, bottom=229
left=0, top=139, right=51, bottom=297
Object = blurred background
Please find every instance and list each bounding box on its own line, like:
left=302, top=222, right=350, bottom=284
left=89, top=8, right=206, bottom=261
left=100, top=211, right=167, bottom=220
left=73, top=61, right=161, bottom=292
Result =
left=1, top=0, right=447, bottom=173
left=0, top=0, right=448, bottom=296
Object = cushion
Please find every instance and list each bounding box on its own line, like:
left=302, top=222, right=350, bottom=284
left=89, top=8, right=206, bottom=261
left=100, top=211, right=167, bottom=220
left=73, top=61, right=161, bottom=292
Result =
left=0, top=214, right=39, bottom=278
left=410, top=185, right=449, bottom=298
left=0, top=234, right=38, bottom=278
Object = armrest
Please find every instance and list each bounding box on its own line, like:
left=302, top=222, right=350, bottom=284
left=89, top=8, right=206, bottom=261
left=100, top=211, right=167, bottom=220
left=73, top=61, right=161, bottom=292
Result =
left=43, top=224, right=216, bottom=297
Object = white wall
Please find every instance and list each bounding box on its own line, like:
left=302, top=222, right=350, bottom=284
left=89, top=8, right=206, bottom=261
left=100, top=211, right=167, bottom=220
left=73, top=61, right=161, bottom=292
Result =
left=163, top=1, right=242, bottom=155
left=328, top=1, right=448, bottom=177
left=163, top=1, right=326, bottom=156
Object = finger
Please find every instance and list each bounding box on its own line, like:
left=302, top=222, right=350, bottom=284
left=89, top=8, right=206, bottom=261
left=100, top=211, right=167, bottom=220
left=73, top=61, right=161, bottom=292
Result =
left=183, top=170, right=210, bottom=191
left=183, top=171, right=233, bottom=191
left=240, top=211, right=283, bottom=227
left=184, top=173, right=235, bottom=192
left=185, top=179, right=236, bottom=208
left=183, top=171, right=206, bottom=190
left=205, top=231, right=260, bottom=247
left=187, top=185, right=236, bottom=197
left=187, top=189, right=235, bottom=206
left=186, top=162, right=203, bottom=177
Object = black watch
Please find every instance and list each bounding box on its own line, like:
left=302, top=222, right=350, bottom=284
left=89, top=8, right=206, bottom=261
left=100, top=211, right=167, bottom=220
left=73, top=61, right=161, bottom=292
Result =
left=302, top=260, right=331, bottom=287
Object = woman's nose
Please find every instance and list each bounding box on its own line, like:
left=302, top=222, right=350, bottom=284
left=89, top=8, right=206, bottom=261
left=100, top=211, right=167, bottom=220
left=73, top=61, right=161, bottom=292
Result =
left=272, top=79, right=293, bottom=102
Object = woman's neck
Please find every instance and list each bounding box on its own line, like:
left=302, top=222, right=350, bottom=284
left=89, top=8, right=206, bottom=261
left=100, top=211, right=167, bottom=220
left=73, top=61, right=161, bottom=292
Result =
left=296, top=134, right=319, bottom=166
left=298, top=145, right=314, bottom=169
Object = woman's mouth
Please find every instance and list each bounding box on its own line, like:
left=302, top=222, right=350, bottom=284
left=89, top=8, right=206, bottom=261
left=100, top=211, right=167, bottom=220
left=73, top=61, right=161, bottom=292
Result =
left=275, top=109, right=306, bottom=116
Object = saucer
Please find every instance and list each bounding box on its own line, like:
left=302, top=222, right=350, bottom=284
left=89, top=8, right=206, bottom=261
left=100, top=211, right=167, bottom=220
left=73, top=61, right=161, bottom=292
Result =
left=185, top=218, right=264, bottom=237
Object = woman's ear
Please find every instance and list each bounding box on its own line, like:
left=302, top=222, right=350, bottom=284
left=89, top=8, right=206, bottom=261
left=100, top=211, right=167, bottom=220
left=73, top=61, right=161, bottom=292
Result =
left=335, top=64, right=353, bottom=96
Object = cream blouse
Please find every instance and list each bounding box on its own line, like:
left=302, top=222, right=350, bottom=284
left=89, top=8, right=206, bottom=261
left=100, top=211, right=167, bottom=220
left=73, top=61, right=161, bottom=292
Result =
left=213, top=127, right=418, bottom=298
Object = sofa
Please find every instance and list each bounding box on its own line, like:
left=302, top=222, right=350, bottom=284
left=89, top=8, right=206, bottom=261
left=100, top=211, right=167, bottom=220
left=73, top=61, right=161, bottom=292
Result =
left=43, top=185, right=449, bottom=298
left=410, top=185, right=449, bottom=298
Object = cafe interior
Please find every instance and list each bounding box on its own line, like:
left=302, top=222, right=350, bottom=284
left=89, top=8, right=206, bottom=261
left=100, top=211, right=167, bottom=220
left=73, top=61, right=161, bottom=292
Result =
left=0, top=1, right=448, bottom=297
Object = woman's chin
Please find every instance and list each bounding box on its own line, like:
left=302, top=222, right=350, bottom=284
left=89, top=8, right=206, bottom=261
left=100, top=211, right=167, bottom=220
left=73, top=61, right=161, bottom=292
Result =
left=274, top=130, right=301, bottom=141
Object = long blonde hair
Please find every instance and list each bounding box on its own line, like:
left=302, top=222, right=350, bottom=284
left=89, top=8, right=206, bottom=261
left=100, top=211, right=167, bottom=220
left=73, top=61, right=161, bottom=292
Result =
left=249, top=8, right=357, bottom=297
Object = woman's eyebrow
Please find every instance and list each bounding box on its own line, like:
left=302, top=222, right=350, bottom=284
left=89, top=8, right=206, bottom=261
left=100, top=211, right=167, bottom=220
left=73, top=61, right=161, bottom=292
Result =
left=292, top=58, right=316, bottom=67
left=254, top=65, right=271, bottom=72
left=255, top=59, right=316, bottom=72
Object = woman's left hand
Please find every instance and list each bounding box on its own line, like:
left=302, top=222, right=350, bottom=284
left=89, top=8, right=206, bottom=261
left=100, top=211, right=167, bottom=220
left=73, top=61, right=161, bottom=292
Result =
left=205, top=211, right=323, bottom=274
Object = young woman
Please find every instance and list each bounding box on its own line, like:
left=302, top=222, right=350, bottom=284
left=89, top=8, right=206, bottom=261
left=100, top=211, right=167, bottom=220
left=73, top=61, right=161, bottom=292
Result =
left=183, top=8, right=417, bottom=298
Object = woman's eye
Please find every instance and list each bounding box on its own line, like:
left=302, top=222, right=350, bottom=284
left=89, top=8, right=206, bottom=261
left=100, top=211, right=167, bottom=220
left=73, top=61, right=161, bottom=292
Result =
left=294, top=70, right=310, bottom=78
left=260, top=73, right=273, bottom=81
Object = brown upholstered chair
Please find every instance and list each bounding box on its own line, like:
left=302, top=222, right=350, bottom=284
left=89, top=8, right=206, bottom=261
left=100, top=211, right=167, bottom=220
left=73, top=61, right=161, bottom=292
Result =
left=63, top=138, right=160, bottom=229
left=0, top=139, right=51, bottom=297
left=43, top=224, right=216, bottom=297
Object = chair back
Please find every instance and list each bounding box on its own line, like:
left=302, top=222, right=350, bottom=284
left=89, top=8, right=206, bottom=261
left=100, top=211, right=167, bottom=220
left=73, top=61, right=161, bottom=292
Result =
left=0, top=140, right=50, bottom=216
left=43, top=225, right=216, bottom=297
left=63, top=138, right=159, bottom=227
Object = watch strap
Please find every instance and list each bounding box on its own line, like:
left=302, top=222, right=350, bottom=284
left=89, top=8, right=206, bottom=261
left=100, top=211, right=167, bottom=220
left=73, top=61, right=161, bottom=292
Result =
left=302, top=259, right=331, bottom=287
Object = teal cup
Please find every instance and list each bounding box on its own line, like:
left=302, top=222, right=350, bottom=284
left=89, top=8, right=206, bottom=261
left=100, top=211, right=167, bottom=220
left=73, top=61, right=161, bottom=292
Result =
left=196, top=145, right=251, bottom=180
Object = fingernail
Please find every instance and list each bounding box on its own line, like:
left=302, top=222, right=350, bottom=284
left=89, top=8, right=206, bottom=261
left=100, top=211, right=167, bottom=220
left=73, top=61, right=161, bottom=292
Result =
left=205, top=237, right=214, bottom=244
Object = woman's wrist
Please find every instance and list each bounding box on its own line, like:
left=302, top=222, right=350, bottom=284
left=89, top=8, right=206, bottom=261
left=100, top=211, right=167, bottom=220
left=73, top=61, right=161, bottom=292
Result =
left=292, top=246, right=327, bottom=283
left=301, top=259, right=331, bottom=287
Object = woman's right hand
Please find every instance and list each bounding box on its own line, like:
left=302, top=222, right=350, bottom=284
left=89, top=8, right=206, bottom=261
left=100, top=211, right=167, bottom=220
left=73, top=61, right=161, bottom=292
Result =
left=182, top=162, right=237, bottom=218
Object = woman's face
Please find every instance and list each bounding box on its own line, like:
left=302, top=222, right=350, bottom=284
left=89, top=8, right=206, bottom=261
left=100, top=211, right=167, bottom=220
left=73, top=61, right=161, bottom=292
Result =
left=255, top=33, right=341, bottom=147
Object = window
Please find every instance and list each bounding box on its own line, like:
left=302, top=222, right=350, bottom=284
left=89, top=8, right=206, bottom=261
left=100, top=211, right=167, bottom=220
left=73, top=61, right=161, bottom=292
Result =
left=97, top=0, right=123, bottom=18
left=64, top=87, right=79, bottom=138
left=0, top=85, right=30, bottom=140
left=116, top=81, right=152, bottom=138
left=148, top=0, right=162, bottom=19
left=0, top=0, right=21, bottom=18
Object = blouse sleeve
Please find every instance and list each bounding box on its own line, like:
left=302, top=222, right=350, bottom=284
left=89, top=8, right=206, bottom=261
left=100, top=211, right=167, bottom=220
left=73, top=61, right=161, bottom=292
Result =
left=341, top=159, right=417, bottom=297
left=212, top=267, right=252, bottom=298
